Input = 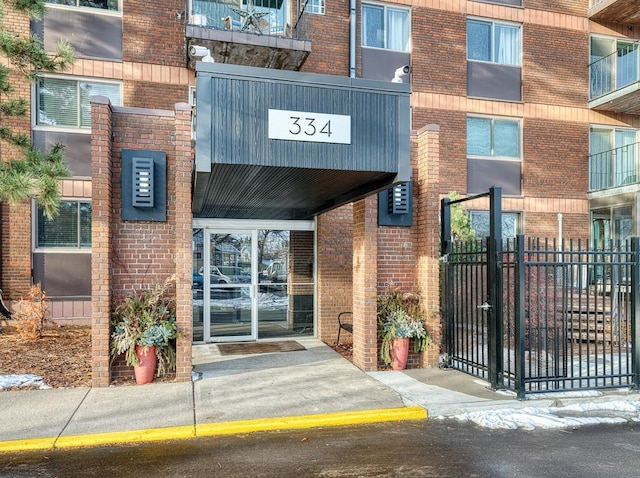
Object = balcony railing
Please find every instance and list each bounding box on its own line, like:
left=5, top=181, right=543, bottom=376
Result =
left=589, top=142, right=639, bottom=191
left=589, top=42, right=639, bottom=100
left=188, top=0, right=308, bottom=39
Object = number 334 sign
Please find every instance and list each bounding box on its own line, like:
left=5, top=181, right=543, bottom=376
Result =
left=268, top=109, right=351, bottom=144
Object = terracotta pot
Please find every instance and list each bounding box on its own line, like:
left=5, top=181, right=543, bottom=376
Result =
left=134, top=345, right=157, bottom=384
left=391, top=337, right=410, bottom=370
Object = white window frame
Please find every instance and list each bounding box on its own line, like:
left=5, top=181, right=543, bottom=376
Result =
left=467, top=17, right=522, bottom=67
left=33, top=75, right=122, bottom=134
left=361, top=2, right=411, bottom=53
left=33, top=198, right=93, bottom=252
left=302, top=0, right=325, bottom=15
left=467, top=114, right=522, bottom=161
left=44, top=0, right=121, bottom=14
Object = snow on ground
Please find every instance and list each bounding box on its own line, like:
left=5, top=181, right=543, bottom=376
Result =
left=441, top=399, right=640, bottom=430
left=0, top=374, right=49, bottom=390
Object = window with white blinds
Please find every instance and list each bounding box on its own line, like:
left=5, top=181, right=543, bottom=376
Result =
left=37, top=200, right=92, bottom=248
left=37, top=77, right=121, bottom=128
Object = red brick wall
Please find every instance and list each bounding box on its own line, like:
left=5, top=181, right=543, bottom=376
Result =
left=411, top=8, right=466, bottom=96
left=0, top=7, right=35, bottom=299
left=124, top=82, right=190, bottom=111
left=523, top=119, right=589, bottom=199
left=123, top=0, right=186, bottom=66
left=317, top=205, right=354, bottom=343
left=91, top=100, right=192, bottom=386
left=302, top=0, right=351, bottom=76
left=523, top=25, right=589, bottom=107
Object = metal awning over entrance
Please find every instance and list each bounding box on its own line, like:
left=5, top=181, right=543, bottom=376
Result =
left=193, top=63, right=411, bottom=220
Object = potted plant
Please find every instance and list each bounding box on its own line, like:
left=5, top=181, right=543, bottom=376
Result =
left=378, top=287, right=432, bottom=370
left=110, top=275, right=178, bottom=384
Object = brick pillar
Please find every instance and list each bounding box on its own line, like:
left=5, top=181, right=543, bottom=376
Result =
left=415, top=124, right=441, bottom=367
left=91, top=96, right=114, bottom=387
left=173, top=102, right=193, bottom=382
left=352, top=196, right=378, bottom=371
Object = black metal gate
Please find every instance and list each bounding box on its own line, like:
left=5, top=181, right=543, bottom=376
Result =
left=440, top=187, right=640, bottom=398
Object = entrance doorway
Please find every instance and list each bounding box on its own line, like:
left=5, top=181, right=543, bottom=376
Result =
left=192, top=221, right=315, bottom=342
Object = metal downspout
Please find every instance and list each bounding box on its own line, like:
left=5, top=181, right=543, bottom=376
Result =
left=350, top=0, right=356, bottom=78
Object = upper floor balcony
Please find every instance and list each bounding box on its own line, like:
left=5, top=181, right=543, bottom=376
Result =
left=589, top=0, right=640, bottom=25
left=186, top=0, right=311, bottom=70
left=589, top=142, right=639, bottom=192
left=589, top=41, right=640, bottom=114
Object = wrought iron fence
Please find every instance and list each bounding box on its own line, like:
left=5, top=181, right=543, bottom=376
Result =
left=589, top=142, right=639, bottom=191
left=443, top=235, right=640, bottom=398
left=188, top=0, right=309, bottom=39
left=589, top=42, right=640, bottom=100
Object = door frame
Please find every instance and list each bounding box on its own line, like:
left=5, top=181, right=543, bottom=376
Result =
left=192, top=218, right=316, bottom=343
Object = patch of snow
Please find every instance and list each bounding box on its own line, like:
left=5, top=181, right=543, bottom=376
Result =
left=442, top=400, right=640, bottom=430
left=0, top=374, right=49, bottom=390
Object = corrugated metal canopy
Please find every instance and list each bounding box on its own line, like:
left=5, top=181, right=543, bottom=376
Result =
left=193, top=63, right=411, bottom=220
left=194, top=165, right=397, bottom=219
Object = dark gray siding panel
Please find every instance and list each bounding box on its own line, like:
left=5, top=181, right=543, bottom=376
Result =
left=33, top=131, right=91, bottom=177
left=361, top=48, right=411, bottom=83
left=196, top=65, right=410, bottom=174
left=33, top=9, right=122, bottom=61
left=32, top=252, right=91, bottom=297
left=467, top=62, right=521, bottom=102
left=467, top=159, right=521, bottom=196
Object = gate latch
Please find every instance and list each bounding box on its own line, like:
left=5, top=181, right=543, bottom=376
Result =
left=477, top=301, right=492, bottom=311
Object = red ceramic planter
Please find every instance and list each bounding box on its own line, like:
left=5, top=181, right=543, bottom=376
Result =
left=391, top=337, right=410, bottom=370
left=134, top=345, right=157, bottom=384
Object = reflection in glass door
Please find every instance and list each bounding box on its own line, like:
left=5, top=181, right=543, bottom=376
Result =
left=192, top=222, right=315, bottom=343
left=207, top=231, right=254, bottom=341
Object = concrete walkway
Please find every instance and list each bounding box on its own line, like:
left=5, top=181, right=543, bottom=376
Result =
left=0, top=338, right=638, bottom=452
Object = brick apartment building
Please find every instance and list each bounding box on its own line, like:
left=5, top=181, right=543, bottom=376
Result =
left=1, top=0, right=638, bottom=384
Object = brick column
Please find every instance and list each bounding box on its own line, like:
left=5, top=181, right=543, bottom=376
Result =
left=352, top=196, right=378, bottom=371
left=91, top=96, right=114, bottom=387
left=415, top=124, right=441, bottom=367
left=173, top=102, right=193, bottom=382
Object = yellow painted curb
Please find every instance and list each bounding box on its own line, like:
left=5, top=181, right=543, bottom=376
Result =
left=0, top=437, right=56, bottom=453
left=0, top=407, right=426, bottom=453
left=54, top=425, right=196, bottom=449
left=197, top=406, right=427, bottom=437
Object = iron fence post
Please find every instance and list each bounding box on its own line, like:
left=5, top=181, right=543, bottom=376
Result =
left=632, top=237, right=640, bottom=390
left=515, top=234, right=526, bottom=399
left=488, top=186, right=503, bottom=389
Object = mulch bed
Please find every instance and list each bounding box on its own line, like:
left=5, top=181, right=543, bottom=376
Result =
left=0, top=325, right=92, bottom=390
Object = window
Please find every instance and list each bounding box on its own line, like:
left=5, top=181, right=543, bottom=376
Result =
left=467, top=19, right=521, bottom=66
left=469, top=211, right=520, bottom=240
left=36, top=77, right=121, bottom=129
left=303, top=0, right=325, bottom=15
left=467, top=116, right=520, bottom=159
left=362, top=3, right=410, bottom=52
left=45, top=0, right=119, bottom=12
left=36, top=200, right=92, bottom=248
left=590, top=36, right=639, bottom=99
left=589, top=126, right=638, bottom=190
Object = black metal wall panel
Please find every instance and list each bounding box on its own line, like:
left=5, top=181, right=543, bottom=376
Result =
left=196, top=64, right=410, bottom=174
left=467, top=62, right=521, bottom=102
left=33, top=131, right=91, bottom=177
left=467, top=158, right=521, bottom=196
left=32, top=8, right=122, bottom=61
left=32, top=252, right=91, bottom=297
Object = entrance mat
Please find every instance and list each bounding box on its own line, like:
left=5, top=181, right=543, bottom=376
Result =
left=218, top=341, right=306, bottom=355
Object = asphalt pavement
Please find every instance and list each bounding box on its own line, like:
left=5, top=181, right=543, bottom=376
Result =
left=0, top=337, right=638, bottom=452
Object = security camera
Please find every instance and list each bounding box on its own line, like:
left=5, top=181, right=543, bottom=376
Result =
left=190, top=45, right=209, bottom=58
left=392, top=65, right=411, bottom=83
left=189, top=45, right=215, bottom=62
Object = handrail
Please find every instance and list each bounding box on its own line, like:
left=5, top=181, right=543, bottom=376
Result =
left=589, top=142, right=639, bottom=191
left=589, top=41, right=640, bottom=100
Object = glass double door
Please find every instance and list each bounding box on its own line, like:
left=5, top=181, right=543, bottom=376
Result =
left=192, top=225, right=315, bottom=343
